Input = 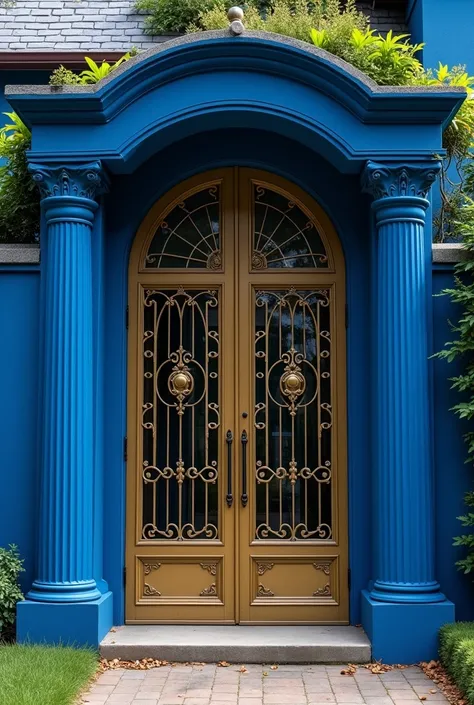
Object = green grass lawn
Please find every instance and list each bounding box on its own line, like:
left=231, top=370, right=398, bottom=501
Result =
left=0, top=643, right=98, bottom=705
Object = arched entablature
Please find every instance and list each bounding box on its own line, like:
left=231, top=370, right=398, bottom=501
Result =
left=6, top=30, right=464, bottom=175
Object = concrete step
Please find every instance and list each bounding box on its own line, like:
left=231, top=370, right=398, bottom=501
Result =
left=100, top=625, right=371, bottom=663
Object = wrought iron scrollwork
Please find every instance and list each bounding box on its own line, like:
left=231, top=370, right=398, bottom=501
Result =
left=141, top=289, right=220, bottom=541
left=254, top=288, right=333, bottom=542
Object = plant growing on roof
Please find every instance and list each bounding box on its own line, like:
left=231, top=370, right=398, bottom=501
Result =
left=49, top=50, right=138, bottom=87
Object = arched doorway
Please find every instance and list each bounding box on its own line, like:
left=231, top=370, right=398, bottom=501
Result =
left=126, top=168, right=348, bottom=624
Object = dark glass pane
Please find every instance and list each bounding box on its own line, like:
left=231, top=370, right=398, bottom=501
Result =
left=145, top=186, right=221, bottom=269
left=253, top=185, right=328, bottom=269
left=254, top=289, right=332, bottom=541
left=141, top=289, right=220, bottom=540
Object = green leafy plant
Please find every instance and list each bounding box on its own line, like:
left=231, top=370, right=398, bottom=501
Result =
left=136, top=0, right=223, bottom=34
left=0, top=545, right=24, bottom=641
left=49, top=50, right=137, bottom=87
left=437, top=191, right=474, bottom=574
left=311, top=27, right=424, bottom=86
left=193, top=0, right=367, bottom=43
left=0, top=112, right=40, bottom=244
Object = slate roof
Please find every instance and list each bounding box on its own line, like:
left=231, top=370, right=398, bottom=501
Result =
left=0, top=0, right=407, bottom=53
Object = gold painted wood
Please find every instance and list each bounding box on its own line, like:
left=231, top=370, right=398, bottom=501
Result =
left=126, top=168, right=348, bottom=624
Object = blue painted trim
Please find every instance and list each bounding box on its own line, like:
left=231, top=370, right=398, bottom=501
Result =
left=0, top=264, right=40, bottom=272
left=6, top=35, right=464, bottom=128
left=4, top=34, right=464, bottom=177
left=433, top=262, right=456, bottom=272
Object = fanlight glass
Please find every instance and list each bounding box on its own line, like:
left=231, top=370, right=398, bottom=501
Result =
left=252, top=184, right=329, bottom=269
left=144, top=185, right=221, bottom=269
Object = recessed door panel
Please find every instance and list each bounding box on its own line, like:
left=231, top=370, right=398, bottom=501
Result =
left=127, top=168, right=347, bottom=624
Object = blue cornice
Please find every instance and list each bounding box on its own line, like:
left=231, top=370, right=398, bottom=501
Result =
left=3, top=31, right=466, bottom=174
left=6, top=32, right=464, bottom=129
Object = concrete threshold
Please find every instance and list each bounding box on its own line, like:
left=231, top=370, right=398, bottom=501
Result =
left=100, top=625, right=371, bottom=663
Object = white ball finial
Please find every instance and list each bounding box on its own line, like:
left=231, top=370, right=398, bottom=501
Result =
left=227, top=6, right=244, bottom=21
left=228, top=6, right=244, bottom=35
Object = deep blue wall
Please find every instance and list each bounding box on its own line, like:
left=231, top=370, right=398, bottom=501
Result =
left=0, top=267, right=40, bottom=592
left=408, top=0, right=474, bottom=71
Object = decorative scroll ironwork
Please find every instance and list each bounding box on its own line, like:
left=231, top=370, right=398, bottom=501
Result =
left=141, top=288, right=220, bottom=541
left=254, top=289, right=333, bottom=541
left=144, top=185, right=221, bottom=269
left=252, top=185, right=328, bottom=270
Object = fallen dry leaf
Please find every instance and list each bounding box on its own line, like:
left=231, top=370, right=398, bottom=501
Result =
left=110, top=627, right=117, bottom=633
left=419, top=660, right=465, bottom=705
left=270, top=665, right=278, bottom=670
left=430, top=689, right=437, bottom=694
left=218, top=661, right=231, bottom=667
left=263, top=671, right=268, bottom=677
left=364, top=660, right=393, bottom=675
left=419, top=697, right=427, bottom=701
left=239, top=666, right=248, bottom=673
left=341, top=664, right=357, bottom=676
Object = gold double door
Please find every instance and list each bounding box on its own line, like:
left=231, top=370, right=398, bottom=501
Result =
left=126, top=168, right=348, bottom=624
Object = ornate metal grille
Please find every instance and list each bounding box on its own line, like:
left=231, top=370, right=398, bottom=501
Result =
left=141, top=288, right=220, bottom=540
left=144, top=185, right=221, bottom=269
left=252, top=185, right=328, bottom=270
left=254, top=289, right=332, bottom=540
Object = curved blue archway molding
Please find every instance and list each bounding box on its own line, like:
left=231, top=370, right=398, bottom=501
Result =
left=6, top=30, right=464, bottom=173
left=9, top=29, right=466, bottom=662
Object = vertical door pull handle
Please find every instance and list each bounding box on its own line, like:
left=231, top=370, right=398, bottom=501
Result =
left=241, top=430, right=248, bottom=507
left=226, top=430, right=233, bottom=507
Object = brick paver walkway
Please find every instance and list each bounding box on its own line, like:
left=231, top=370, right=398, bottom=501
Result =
left=82, top=663, right=449, bottom=705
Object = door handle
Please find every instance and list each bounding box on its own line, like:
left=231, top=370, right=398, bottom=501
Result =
left=241, top=430, right=248, bottom=507
left=226, top=430, right=233, bottom=507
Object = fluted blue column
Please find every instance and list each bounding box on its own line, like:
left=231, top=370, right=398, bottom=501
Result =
left=360, top=161, right=454, bottom=663
left=27, top=163, right=107, bottom=603
left=362, top=161, right=444, bottom=604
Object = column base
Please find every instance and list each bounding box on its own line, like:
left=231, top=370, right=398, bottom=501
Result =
left=361, top=590, right=455, bottom=663
left=17, top=592, right=113, bottom=648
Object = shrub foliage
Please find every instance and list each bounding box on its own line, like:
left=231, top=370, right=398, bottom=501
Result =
left=440, top=623, right=474, bottom=705
left=0, top=545, right=24, bottom=641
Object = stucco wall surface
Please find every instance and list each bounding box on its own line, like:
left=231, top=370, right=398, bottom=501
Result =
left=0, top=0, right=406, bottom=52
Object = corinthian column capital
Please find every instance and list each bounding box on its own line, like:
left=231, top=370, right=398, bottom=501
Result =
left=361, top=160, right=441, bottom=201
left=29, top=161, right=109, bottom=201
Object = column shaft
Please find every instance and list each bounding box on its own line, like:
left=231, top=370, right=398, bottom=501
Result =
left=26, top=162, right=107, bottom=604
left=362, top=161, right=445, bottom=605
left=29, top=205, right=98, bottom=601
left=372, top=198, right=441, bottom=601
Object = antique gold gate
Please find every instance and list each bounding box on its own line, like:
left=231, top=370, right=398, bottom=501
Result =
left=126, top=168, right=348, bottom=623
